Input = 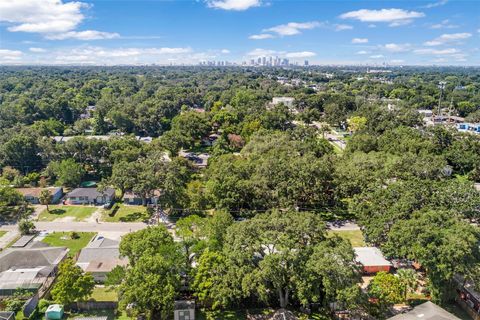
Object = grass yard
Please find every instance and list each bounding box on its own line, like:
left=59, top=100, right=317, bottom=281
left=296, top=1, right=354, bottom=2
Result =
left=328, top=229, right=366, bottom=247
left=64, top=309, right=131, bottom=320
left=102, top=204, right=149, bottom=222
left=89, top=286, right=119, bottom=301
left=38, top=205, right=97, bottom=222
left=42, top=231, right=96, bottom=257
left=0, top=231, right=6, bottom=238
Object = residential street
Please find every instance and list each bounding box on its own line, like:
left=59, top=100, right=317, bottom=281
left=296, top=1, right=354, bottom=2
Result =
left=0, top=221, right=147, bottom=233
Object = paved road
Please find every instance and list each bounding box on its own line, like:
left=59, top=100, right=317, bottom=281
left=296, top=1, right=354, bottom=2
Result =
left=325, top=133, right=347, bottom=150
left=0, top=221, right=148, bottom=233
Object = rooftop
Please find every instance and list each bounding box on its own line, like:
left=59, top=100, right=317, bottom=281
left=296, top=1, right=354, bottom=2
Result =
left=354, top=247, right=392, bottom=267
left=16, top=187, right=62, bottom=198
left=388, top=301, right=460, bottom=320
left=66, top=187, right=115, bottom=198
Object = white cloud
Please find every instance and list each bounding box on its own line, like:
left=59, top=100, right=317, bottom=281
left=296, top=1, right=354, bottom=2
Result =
left=221, top=49, right=230, bottom=54
left=285, top=51, right=316, bottom=58
left=334, top=24, right=353, bottom=31
left=206, top=0, right=261, bottom=11
left=340, top=8, right=425, bottom=27
left=382, top=43, right=412, bottom=52
left=356, top=50, right=369, bottom=55
left=429, top=19, right=458, bottom=29
left=45, top=30, right=120, bottom=40
left=414, top=48, right=459, bottom=55
left=370, top=54, right=384, bottom=59
left=352, top=38, right=368, bottom=44
left=422, top=0, right=448, bottom=9
left=265, top=21, right=320, bottom=36
left=249, top=33, right=275, bottom=40
left=0, top=0, right=119, bottom=40
left=29, top=47, right=46, bottom=53
left=247, top=48, right=278, bottom=57
left=390, top=59, right=405, bottom=64
left=0, top=0, right=86, bottom=33
left=424, top=32, right=472, bottom=46
left=0, top=49, right=23, bottom=60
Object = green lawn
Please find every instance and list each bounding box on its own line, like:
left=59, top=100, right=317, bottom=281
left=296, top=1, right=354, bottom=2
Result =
left=64, top=309, right=131, bottom=320
left=42, top=231, right=96, bottom=257
left=89, top=286, right=118, bottom=301
left=38, top=205, right=97, bottom=222
left=102, top=204, right=149, bottom=222
left=0, top=231, right=6, bottom=238
left=328, top=229, right=366, bottom=247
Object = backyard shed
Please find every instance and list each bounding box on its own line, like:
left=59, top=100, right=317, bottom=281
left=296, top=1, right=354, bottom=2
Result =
left=45, top=304, right=64, bottom=320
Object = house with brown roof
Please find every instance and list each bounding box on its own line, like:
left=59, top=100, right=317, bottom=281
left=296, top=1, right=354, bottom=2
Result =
left=16, top=187, right=63, bottom=204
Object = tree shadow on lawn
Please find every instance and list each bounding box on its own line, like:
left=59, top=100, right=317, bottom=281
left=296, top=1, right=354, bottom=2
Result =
left=119, top=211, right=149, bottom=222
left=49, top=209, right=67, bottom=215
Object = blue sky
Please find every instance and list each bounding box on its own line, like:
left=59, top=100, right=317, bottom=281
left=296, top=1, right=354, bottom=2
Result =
left=0, top=0, right=479, bottom=65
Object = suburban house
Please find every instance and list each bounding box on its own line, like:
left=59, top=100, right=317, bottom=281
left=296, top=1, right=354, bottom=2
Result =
left=354, top=247, right=392, bottom=274
left=64, top=188, right=115, bottom=205
left=388, top=301, right=460, bottom=320
left=179, top=151, right=210, bottom=169
left=122, top=190, right=160, bottom=206
left=0, top=246, right=68, bottom=296
left=268, top=97, right=296, bottom=112
left=16, top=187, right=63, bottom=204
left=76, top=235, right=128, bottom=282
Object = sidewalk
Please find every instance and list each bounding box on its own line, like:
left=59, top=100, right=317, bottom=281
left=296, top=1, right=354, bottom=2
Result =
left=0, top=230, right=20, bottom=250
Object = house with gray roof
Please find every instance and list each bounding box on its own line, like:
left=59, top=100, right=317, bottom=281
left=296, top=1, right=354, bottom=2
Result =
left=0, top=246, right=68, bottom=296
left=76, top=235, right=128, bottom=282
left=65, top=188, right=115, bottom=205
left=388, top=301, right=460, bottom=320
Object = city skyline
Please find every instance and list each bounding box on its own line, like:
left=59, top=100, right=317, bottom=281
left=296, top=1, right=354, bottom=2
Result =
left=0, top=0, right=479, bottom=66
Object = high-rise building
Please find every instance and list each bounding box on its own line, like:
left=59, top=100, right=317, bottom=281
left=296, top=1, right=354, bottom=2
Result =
left=304, top=60, right=309, bottom=66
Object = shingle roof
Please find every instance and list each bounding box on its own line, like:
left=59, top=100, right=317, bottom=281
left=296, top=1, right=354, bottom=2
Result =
left=388, top=301, right=460, bottom=320
left=16, top=187, right=62, bottom=198
left=66, top=187, right=115, bottom=198
left=0, top=247, right=68, bottom=272
left=76, top=236, right=128, bottom=272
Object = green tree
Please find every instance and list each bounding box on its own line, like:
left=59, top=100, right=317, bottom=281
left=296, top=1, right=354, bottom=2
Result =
left=219, top=210, right=360, bottom=309
left=39, top=189, right=52, bottom=212
left=45, top=159, right=85, bottom=187
left=120, top=254, right=182, bottom=320
left=119, top=225, right=177, bottom=264
left=51, top=259, right=95, bottom=305
left=4, top=289, right=32, bottom=312
left=18, top=219, right=35, bottom=235
left=368, top=271, right=403, bottom=305
left=383, top=210, right=480, bottom=303
left=105, top=265, right=126, bottom=287
left=191, top=249, right=227, bottom=309
left=397, top=268, right=418, bottom=302
left=347, top=116, right=367, bottom=133
left=0, top=187, right=24, bottom=206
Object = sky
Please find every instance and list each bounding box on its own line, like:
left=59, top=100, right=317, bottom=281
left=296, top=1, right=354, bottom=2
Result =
left=0, top=0, right=479, bottom=66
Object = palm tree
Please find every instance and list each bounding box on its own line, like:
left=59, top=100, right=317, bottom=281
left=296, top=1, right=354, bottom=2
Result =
left=39, top=189, right=52, bottom=212
left=397, top=268, right=418, bottom=302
